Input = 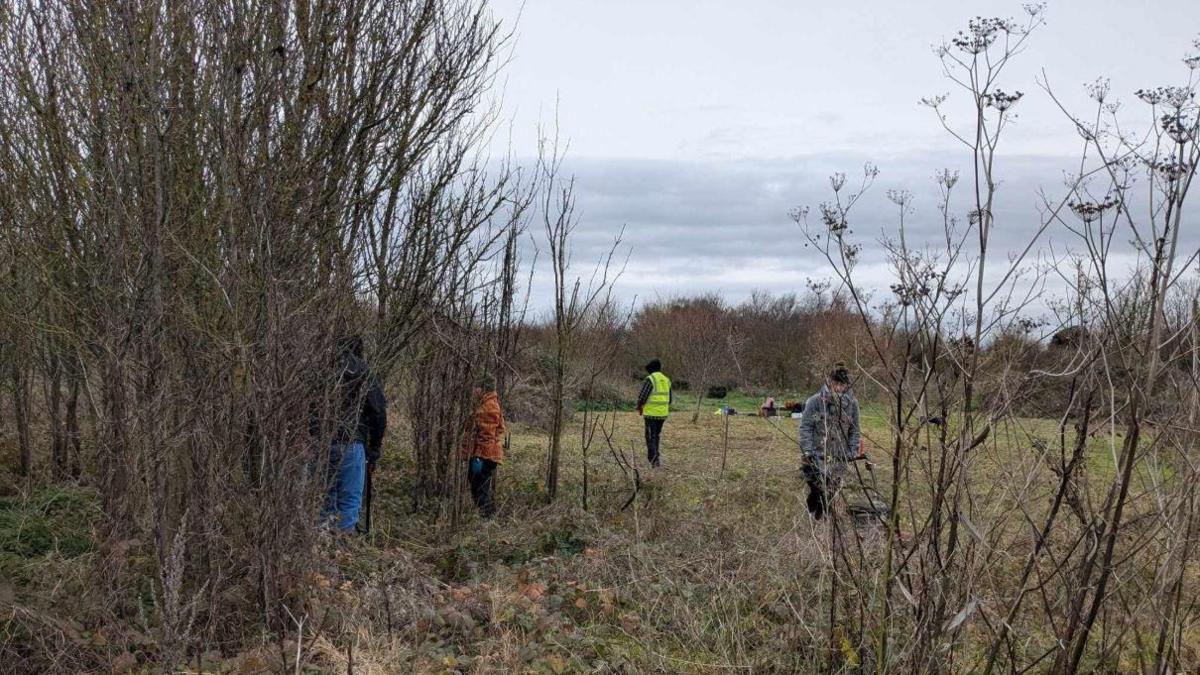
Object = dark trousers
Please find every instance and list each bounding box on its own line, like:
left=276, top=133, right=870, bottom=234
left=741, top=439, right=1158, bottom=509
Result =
left=803, top=463, right=841, bottom=520
left=644, top=417, right=665, bottom=466
left=468, top=457, right=498, bottom=517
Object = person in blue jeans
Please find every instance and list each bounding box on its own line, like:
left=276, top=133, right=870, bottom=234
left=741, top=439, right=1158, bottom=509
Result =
left=320, top=335, right=387, bottom=532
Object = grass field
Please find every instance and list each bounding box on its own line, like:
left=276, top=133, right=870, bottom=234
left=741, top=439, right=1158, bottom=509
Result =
left=366, top=404, right=860, bottom=672
left=354, top=395, right=1191, bottom=672
left=2, top=393, right=1195, bottom=672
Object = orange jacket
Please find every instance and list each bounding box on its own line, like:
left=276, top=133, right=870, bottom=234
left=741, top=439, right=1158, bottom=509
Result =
left=465, top=391, right=507, bottom=463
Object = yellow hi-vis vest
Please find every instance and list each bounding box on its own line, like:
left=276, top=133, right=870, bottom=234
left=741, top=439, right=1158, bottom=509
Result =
left=644, top=372, right=671, bottom=418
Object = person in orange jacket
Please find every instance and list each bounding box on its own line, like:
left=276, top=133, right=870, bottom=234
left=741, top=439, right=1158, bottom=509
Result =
left=464, top=374, right=507, bottom=517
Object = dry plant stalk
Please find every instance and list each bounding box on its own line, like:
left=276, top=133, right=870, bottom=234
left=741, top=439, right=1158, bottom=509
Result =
left=795, top=6, right=1200, bottom=672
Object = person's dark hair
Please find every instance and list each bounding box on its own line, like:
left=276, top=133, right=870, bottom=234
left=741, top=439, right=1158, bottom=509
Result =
left=829, top=362, right=851, bottom=385
left=336, top=333, right=365, bottom=359
left=476, top=373, right=497, bottom=392
left=645, top=358, right=662, bottom=374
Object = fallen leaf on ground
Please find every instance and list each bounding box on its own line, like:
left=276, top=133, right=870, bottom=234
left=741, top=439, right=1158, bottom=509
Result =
left=520, top=582, right=546, bottom=601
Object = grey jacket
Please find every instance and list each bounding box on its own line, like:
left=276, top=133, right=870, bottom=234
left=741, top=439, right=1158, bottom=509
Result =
left=799, top=384, right=860, bottom=468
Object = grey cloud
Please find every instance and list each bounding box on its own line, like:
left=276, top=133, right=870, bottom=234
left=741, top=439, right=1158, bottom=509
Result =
left=515, top=153, right=1194, bottom=311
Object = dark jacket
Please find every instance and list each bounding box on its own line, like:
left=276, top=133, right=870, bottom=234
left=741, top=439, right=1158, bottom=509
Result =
left=799, top=384, right=860, bottom=469
left=331, top=353, right=388, bottom=464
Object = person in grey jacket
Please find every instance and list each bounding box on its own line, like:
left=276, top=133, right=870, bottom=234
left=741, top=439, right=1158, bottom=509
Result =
left=799, top=363, right=860, bottom=520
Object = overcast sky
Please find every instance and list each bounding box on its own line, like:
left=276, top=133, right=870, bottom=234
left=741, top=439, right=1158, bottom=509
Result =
left=485, top=1, right=1198, bottom=315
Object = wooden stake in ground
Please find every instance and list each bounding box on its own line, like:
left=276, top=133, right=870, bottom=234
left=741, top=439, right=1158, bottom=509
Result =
left=720, top=409, right=730, bottom=474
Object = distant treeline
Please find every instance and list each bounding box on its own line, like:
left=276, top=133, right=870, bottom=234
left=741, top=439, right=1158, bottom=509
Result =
left=504, top=275, right=1200, bottom=426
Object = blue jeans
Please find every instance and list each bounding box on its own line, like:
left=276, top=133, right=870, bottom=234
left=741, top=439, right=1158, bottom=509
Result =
left=321, top=442, right=366, bottom=531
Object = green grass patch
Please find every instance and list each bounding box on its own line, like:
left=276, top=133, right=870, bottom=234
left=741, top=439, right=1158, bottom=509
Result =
left=537, top=527, right=587, bottom=557
left=575, top=399, right=637, bottom=413
left=0, top=484, right=99, bottom=582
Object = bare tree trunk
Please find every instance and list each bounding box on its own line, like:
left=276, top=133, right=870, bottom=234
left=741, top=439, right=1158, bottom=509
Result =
left=546, top=348, right=565, bottom=500
left=66, top=375, right=81, bottom=477
left=45, top=353, right=67, bottom=478
left=720, top=410, right=730, bottom=474
left=11, top=364, right=32, bottom=477
left=580, top=406, right=590, bottom=511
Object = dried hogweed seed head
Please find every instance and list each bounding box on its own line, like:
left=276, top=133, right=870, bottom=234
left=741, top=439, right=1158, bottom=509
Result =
left=1136, top=86, right=1195, bottom=107
left=951, top=16, right=1018, bottom=54
left=1164, top=86, right=1195, bottom=108
left=886, top=189, right=912, bottom=207
left=819, top=203, right=848, bottom=234
left=1161, top=112, right=1196, bottom=143
left=985, top=89, right=1024, bottom=112
left=1017, top=317, right=1045, bottom=333
left=952, top=31, right=991, bottom=55
left=1113, top=155, right=1139, bottom=173
left=830, top=172, right=846, bottom=193
left=920, top=93, right=949, bottom=108
left=936, top=168, right=960, bottom=189
left=1150, top=158, right=1188, bottom=183
left=1136, top=88, right=1163, bottom=105
left=1068, top=195, right=1120, bottom=223
left=1069, top=202, right=1101, bottom=223
left=889, top=283, right=915, bottom=307
left=1087, top=78, right=1110, bottom=103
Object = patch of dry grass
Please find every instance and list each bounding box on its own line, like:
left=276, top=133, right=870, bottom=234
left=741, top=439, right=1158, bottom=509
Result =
left=332, top=408, right=905, bottom=671
left=4, top=404, right=1196, bottom=672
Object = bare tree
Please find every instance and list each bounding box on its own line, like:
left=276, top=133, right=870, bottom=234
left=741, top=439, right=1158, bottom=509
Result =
left=576, top=301, right=632, bottom=510
left=631, top=295, right=745, bottom=423
left=406, top=183, right=537, bottom=516
left=0, top=0, right=524, bottom=667
left=539, top=130, right=625, bottom=501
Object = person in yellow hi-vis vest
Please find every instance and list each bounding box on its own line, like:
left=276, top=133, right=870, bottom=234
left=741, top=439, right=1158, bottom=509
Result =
left=636, top=359, right=672, bottom=467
